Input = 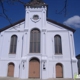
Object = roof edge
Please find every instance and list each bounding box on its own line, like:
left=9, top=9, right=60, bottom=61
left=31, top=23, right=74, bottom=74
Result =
left=0, top=19, right=25, bottom=32
left=47, top=19, right=76, bottom=33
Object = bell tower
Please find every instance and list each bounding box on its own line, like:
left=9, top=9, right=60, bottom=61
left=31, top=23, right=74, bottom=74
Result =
left=24, top=0, right=47, bottom=30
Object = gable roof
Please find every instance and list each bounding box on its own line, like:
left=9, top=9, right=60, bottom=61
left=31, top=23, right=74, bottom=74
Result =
left=0, top=18, right=75, bottom=32
left=0, top=19, right=25, bottom=32
left=47, top=19, right=75, bottom=32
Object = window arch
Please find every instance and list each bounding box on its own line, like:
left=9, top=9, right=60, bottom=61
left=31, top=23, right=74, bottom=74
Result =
left=30, top=29, right=40, bottom=53
left=54, top=35, right=62, bottom=54
left=10, top=35, right=17, bottom=54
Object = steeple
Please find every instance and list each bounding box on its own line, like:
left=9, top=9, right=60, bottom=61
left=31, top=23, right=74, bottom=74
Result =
left=26, top=0, right=47, bottom=7
left=24, top=0, right=47, bottom=30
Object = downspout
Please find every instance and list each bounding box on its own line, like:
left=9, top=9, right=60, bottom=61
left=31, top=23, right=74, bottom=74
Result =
left=21, top=35, right=24, bottom=57
left=19, top=35, right=24, bottom=77
left=0, top=32, right=4, bottom=60
left=71, top=34, right=78, bottom=75
left=0, top=32, right=1, bottom=60
left=19, top=64, right=20, bottom=77
left=68, top=32, right=73, bottom=78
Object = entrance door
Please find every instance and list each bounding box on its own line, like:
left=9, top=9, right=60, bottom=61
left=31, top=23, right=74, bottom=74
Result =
left=7, top=63, right=14, bottom=77
left=29, top=58, right=40, bottom=78
left=56, top=63, right=63, bottom=78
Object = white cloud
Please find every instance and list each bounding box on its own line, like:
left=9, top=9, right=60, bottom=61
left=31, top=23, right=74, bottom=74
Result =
left=63, top=15, right=80, bottom=28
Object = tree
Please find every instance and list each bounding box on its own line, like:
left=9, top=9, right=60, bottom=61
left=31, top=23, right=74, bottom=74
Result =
left=0, top=0, right=67, bottom=24
left=0, top=0, right=26, bottom=24
left=56, top=0, right=67, bottom=16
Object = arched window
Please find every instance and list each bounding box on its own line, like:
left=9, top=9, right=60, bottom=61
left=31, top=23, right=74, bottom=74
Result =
left=54, top=35, right=62, bottom=54
left=7, top=62, right=15, bottom=77
left=30, top=29, right=40, bottom=53
left=10, top=35, right=17, bottom=54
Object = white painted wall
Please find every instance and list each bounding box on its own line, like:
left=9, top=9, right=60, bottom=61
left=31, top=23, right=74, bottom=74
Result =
left=0, top=5, right=78, bottom=79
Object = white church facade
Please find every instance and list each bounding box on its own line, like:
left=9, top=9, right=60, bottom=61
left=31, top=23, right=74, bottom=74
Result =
left=0, top=0, right=78, bottom=79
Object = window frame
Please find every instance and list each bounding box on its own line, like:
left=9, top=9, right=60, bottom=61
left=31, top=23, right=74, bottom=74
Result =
left=54, top=35, right=62, bottom=55
left=30, top=29, right=40, bottom=53
left=9, top=35, right=17, bottom=54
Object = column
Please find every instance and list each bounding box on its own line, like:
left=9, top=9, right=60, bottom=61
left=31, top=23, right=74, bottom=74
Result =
left=22, top=30, right=28, bottom=56
left=41, top=29, right=46, bottom=56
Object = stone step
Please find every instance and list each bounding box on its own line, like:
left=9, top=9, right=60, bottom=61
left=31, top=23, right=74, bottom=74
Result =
left=0, top=77, right=19, bottom=80
left=48, top=78, right=80, bottom=80
left=23, top=79, right=80, bottom=80
left=0, top=77, right=80, bottom=80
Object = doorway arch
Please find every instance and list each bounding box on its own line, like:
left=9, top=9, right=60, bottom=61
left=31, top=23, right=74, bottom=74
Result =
left=29, top=58, right=40, bottom=78
left=7, top=62, right=15, bottom=77
left=56, top=63, right=63, bottom=78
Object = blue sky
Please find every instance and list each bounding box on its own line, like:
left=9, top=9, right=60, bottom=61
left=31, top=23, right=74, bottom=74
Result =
left=0, top=0, right=80, bottom=56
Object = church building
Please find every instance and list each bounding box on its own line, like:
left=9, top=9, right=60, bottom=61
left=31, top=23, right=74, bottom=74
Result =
left=0, top=0, right=78, bottom=79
